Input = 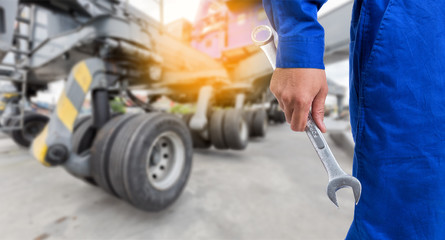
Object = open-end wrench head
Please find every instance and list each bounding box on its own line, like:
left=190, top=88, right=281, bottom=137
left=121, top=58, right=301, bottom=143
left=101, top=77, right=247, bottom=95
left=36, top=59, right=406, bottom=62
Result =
left=251, top=25, right=274, bottom=47
left=327, top=175, right=362, bottom=207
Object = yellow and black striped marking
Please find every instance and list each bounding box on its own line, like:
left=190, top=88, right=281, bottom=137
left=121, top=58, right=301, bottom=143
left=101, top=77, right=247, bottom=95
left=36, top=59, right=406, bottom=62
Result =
left=31, top=58, right=105, bottom=166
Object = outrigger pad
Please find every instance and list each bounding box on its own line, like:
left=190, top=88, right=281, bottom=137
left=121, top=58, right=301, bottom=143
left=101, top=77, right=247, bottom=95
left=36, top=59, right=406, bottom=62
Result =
left=0, top=0, right=18, bottom=62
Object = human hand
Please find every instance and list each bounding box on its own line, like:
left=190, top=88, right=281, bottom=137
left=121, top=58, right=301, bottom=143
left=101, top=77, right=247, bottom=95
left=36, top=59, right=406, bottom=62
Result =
left=270, top=68, right=328, bottom=132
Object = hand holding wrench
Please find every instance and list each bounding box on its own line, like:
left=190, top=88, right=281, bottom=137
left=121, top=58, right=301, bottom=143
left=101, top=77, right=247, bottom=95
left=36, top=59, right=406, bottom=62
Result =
left=251, top=25, right=361, bottom=207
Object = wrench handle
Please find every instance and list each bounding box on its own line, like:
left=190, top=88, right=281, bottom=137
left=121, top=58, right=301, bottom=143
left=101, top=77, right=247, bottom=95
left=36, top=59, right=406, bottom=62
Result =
left=305, top=112, right=346, bottom=179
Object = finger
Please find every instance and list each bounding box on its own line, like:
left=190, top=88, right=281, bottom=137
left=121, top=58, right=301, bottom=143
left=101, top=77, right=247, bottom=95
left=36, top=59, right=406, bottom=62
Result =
left=311, top=90, right=328, bottom=133
left=276, top=99, right=292, bottom=123
left=277, top=99, right=285, bottom=112
left=290, top=102, right=310, bottom=132
left=283, top=104, right=294, bottom=124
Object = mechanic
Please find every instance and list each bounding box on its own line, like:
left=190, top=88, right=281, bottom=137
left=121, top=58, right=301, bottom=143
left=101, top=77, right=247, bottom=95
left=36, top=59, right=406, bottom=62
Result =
left=263, top=0, right=445, bottom=239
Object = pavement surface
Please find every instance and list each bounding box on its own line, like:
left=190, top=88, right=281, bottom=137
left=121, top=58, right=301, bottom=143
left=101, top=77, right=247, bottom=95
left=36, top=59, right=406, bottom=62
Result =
left=0, top=124, right=355, bottom=240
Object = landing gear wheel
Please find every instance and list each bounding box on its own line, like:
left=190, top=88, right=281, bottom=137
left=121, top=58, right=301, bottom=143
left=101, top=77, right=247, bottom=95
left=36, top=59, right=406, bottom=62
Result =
left=244, top=110, right=255, bottom=137
left=74, top=115, right=91, bottom=132
left=273, top=110, right=286, bottom=123
left=72, top=116, right=95, bottom=154
left=223, top=109, right=248, bottom=150
left=268, top=101, right=286, bottom=124
left=251, top=109, right=268, bottom=138
left=72, top=113, right=121, bottom=154
left=72, top=116, right=97, bottom=185
left=11, top=112, right=49, bottom=148
left=90, top=114, right=137, bottom=196
left=183, top=114, right=211, bottom=149
left=71, top=114, right=119, bottom=185
left=108, top=113, right=193, bottom=211
left=210, top=110, right=228, bottom=149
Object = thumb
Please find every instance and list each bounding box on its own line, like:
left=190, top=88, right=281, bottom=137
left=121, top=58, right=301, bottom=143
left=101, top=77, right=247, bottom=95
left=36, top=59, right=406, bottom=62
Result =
left=311, top=91, right=327, bottom=133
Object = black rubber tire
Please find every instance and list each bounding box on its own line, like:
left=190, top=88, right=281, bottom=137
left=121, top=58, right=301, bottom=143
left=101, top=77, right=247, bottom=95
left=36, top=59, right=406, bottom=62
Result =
left=252, top=109, right=268, bottom=138
left=109, top=113, right=193, bottom=211
left=72, top=113, right=121, bottom=153
left=72, top=114, right=120, bottom=186
left=11, top=112, right=49, bottom=148
left=74, top=115, right=91, bottom=132
left=244, top=110, right=255, bottom=137
left=183, top=114, right=211, bottom=149
left=209, top=110, right=228, bottom=149
left=274, top=110, right=286, bottom=123
left=268, top=102, right=286, bottom=124
left=223, top=109, right=248, bottom=150
left=72, top=117, right=95, bottom=154
left=71, top=116, right=98, bottom=185
left=90, top=114, right=138, bottom=196
left=108, top=115, right=148, bottom=202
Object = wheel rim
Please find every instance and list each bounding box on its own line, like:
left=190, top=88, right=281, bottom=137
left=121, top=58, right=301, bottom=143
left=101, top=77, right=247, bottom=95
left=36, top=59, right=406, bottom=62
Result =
left=146, top=131, right=185, bottom=190
left=23, top=121, right=46, bottom=142
left=239, top=119, right=248, bottom=143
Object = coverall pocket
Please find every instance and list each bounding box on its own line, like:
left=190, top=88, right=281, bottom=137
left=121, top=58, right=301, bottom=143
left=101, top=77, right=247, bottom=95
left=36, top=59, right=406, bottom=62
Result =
left=355, top=0, right=396, bottom=149
left=361, top=0, right=395, bottom=76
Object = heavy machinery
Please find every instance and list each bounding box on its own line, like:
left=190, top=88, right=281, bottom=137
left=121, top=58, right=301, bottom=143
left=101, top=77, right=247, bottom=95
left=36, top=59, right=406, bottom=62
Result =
left=164, top=0, right=352, bottom=151
left=0, top=0, right=354, bottom=211
left=0, top=0, right=249, bottom=211
left=182, top=0, right=350, bottom=132
left=172, top=0, right=285, bottom=141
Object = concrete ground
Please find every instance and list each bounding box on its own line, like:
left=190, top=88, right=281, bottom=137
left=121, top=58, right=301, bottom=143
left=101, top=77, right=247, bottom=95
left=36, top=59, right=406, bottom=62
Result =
left=0, top=124, right=355, bottom=240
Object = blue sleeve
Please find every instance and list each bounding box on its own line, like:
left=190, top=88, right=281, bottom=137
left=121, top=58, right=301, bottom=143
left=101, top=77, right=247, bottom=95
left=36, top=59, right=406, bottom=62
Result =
left=263, top=0, right=327, bottom=69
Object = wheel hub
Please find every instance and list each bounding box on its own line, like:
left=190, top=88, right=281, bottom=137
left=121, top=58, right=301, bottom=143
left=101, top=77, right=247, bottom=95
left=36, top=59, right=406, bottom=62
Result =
left=146, top=131, right=185, bottom=190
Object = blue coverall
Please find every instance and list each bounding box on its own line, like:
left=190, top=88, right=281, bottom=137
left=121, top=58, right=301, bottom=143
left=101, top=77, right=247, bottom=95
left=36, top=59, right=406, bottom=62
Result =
left=263, top=0, right=445, bottom=239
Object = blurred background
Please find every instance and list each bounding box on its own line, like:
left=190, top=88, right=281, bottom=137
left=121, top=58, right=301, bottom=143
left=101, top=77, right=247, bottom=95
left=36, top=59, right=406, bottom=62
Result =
left=0, top=0, right=355, bottom=239
left=19, top=0, right=350, bottom=111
